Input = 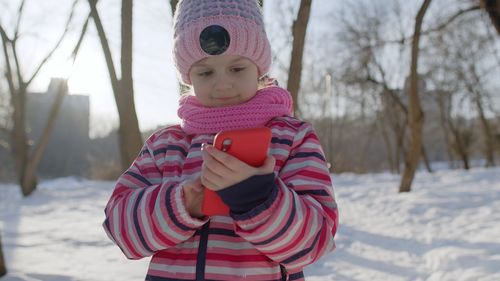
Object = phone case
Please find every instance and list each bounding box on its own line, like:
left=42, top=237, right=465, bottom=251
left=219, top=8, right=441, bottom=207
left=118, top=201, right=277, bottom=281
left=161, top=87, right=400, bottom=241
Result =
left=202, top=127, right=272, bottom=216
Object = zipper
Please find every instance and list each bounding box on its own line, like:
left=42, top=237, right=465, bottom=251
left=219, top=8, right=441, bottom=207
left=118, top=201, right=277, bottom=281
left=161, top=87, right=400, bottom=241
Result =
left=280, top=264, right=287, bottom=281
left=196, top=221, right=210, bottom=281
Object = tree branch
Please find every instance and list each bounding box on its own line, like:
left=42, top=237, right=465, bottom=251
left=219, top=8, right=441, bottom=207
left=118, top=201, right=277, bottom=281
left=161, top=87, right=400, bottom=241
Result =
left=13, top=0, right=26, bottom=39
left=382, top=5, right=481, bottom=46
left=11, top=40, right=24, bottom=89
left=70, top=12, right=91, bottom=63
left=0, top=24, right=16, bottom=97
left=423, top=5, right=481, bottom=36
left=26, top=0, right=80, bottom=86
left=88, top=0, right=121, bottom=96
left=365, top=75, right=408, bottom=114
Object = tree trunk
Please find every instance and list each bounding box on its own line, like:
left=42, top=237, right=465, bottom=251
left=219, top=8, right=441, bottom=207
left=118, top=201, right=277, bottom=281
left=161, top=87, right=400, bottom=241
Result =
left=377, top=113, right=396, bottom=173
left=357, top=120, right=378, bottom=172
left=399, top=0, right=432, bottom=193
left=120, top=0, right=143, bottom=168
left=467, top=67, right=496, bottom=167
left=393, top=116, right=406, bottom=174
left=474, top=92, right=495, bottom=166
left=0, top=234, right=6, bottom=277
left=421, top=145, right=433, bottom=173
left=481, top=0, right=500, bottom=34
left=448, top=118, right=470, bottom=170
left=21, top=80, right=68, bottom=195
left=89, top=0, right=143, bottom=170
left=0, top=28, right=26, bottom=189
left=11, top=86, right=30, bottom=195
left=436, top=91, right=456, bottom=168
left=287, top=0, right=312, bottom=116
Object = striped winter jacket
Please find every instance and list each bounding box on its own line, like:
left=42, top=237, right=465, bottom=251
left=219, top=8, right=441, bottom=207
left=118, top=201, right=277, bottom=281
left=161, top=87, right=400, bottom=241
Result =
left=103, top=116, right=339, bottom=281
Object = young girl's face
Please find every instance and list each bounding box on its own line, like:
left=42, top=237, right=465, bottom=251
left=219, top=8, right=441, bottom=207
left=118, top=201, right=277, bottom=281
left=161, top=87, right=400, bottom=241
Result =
left=189, top=55, right=259, bottom=107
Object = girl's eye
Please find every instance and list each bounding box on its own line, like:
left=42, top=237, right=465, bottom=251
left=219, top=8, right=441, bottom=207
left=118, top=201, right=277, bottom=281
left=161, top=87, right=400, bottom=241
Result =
left=198, top=70, right=213, bottom=77
left=232, top=67, right=246, bottom=73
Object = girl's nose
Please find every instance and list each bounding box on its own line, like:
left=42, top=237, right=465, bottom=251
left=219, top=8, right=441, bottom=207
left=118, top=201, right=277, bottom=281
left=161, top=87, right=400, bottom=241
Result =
left=214, top=74, right=232, bottom=91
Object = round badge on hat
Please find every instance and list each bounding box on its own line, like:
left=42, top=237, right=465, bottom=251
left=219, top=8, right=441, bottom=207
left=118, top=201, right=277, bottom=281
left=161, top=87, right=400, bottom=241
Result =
left=199, top=25, right=230, bottom=55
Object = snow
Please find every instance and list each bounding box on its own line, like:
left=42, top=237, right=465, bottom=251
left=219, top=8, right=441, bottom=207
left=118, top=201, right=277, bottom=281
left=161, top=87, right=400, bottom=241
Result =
left=1, top=167, right=500, bottom=281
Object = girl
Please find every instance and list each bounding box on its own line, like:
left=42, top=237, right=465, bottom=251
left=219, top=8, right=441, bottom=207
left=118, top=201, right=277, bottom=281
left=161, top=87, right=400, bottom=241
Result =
left=103, top=0, right=338, bottom=280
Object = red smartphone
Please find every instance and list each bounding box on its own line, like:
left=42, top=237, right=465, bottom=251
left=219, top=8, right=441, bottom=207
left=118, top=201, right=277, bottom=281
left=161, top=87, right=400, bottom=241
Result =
left=201, top=127, right=272, bottom=216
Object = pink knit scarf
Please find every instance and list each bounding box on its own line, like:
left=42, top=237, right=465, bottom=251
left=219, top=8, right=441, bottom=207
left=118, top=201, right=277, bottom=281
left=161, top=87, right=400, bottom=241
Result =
left=177, top=86, right=293, bottom=135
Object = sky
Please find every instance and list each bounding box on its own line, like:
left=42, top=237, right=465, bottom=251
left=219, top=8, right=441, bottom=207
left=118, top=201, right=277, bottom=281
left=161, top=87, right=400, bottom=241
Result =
left=25, top=0, right=181, bottom=137
left=3, top=0, right=497, bottom=138
left=0, top=0, right=339, bottom=138
left=1, top=166, right=500, bottom=280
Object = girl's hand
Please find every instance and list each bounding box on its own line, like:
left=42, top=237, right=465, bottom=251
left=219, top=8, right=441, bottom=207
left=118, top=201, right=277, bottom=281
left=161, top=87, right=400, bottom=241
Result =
left=200, top=143, right=275, bottom=191
left=182, top=177, right=205, bottom=218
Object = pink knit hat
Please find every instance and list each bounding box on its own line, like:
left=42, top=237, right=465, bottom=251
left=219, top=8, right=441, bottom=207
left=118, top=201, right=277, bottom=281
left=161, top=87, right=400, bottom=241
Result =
left=172, top=0, right=272, bottom=85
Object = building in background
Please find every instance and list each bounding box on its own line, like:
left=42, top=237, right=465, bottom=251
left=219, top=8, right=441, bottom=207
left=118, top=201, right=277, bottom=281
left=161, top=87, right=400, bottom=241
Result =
left=26, top=78, right=91, bottom=178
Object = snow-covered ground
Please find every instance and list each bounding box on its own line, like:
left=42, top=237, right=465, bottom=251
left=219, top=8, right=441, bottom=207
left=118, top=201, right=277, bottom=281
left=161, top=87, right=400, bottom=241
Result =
left=1, top=167, right=499, bottom=281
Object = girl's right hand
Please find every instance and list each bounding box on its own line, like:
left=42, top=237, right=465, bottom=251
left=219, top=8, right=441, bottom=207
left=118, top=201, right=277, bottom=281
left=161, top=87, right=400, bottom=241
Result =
left=182, top=177, right=205, bottom=218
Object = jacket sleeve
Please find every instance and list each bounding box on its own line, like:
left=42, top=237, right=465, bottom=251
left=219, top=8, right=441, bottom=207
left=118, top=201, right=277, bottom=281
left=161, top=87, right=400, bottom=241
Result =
left=102, top=133, right=208, bottom=260
left=229, top=122, right=339, bottom=273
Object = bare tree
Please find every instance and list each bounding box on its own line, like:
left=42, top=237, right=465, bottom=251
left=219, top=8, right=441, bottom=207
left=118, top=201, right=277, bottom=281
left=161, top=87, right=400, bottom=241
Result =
left=0, top=0, right=87, bottom=195
left=287, top=0, right=313, bottom=116
left=335, top=0, right=424, bottom=174
left=426, top=10, right=499, bottom=169
left=462, top=66, right=496, bottom=166
left=435, top=89, right=472, bottom=169
left=88, top=0, right=143, bottom=170
left=0, top=79, right=8, bottom=141
left=399, top=0, right=433, bottom=192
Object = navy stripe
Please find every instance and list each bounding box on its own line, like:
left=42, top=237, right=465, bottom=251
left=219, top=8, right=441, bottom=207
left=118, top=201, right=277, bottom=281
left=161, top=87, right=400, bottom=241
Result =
left=196, top=222, right=210, bottom=281
left=282, top=230, right=322, bottom=264
left=125, top=171, right=152, bottom=186
left=153, top=148, right=167, bottom=156
left=289, top=152, right=325, bottom=161
left=140, top=148, right=150, bottom=156
left=189, top=142, right=207, bottom=149
left=254, top=193, right=297, bottom=246
left=165, top=185, right=193, bottom=231
left=271, top=137, right=293, bottom=146
left=104, top=217, right=110, bottom=231
left=133, top=188, right=154, bottom=253
left=296, top=189, right=330, bottom=196
left=153, top=145, right=188, bottom=157
left=208, top=228, right=238, bottom=237
left=103, top=217, right=116, bottom=242
left=289, top=271, right=305, bottom=280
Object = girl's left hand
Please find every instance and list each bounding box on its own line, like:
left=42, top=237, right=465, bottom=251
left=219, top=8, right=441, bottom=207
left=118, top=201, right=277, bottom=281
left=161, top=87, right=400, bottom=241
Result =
left=200, top=143, right=275, bottom=191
